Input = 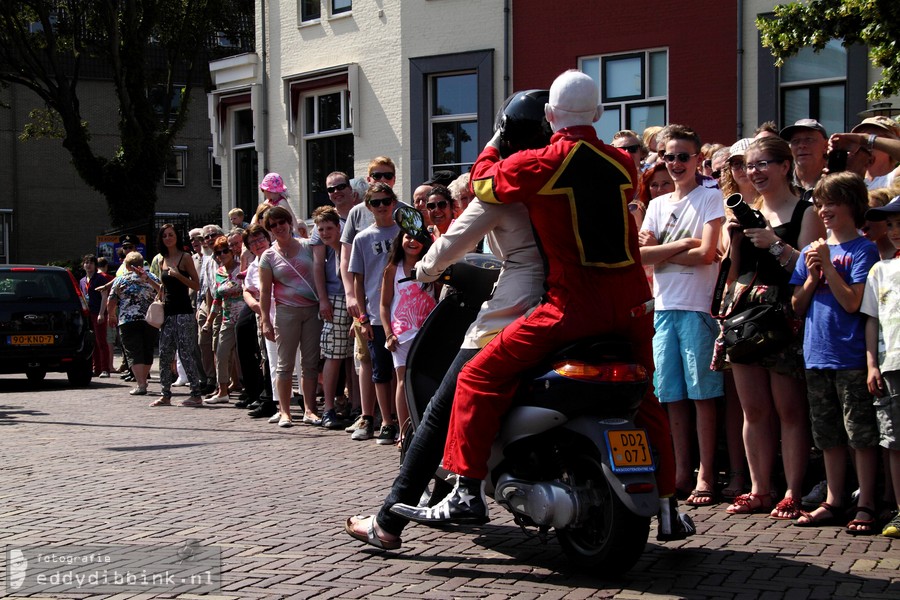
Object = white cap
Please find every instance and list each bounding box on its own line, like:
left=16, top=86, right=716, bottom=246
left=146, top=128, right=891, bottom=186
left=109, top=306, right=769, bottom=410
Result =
left=548, top=70, right=599, bottom=115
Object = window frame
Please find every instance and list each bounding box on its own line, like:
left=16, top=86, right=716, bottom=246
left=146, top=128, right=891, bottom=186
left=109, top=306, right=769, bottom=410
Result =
left=428, top=71, right=479, bottom=175
left=0, top=209, right=11, bottom=264
left=579, top=48, right=668, bottom=140
left=208, top=147, right=222, bottom=188
left=163, top=146, right=187, bottom=187
left=299, top=0, right=321, bottom=24
left=331, top=0, right=351, bottom=17
left=299, top=85, right=354, bottom=216
left=409, top=50, right=494, bottom=186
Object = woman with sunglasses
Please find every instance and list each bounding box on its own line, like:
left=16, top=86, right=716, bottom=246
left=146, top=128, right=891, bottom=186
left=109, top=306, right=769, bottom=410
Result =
left=202, top=235, right=246, bottom=404
left=723, top=136, right=825, bottom=518
left=425, top=185, right=455, bottom=238
left=258, top=206, right=322, bottom=427
left=151, top=224, right=205, bottom=407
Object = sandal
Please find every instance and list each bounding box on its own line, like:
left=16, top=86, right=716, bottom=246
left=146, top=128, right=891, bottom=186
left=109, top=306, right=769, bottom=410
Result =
left=793, top=501, right=844, bottom=527
left=726, top=492, right=773, bottom=515
left=721, top=471, right=747, bottom=501
left=686, top=489, right=716, bottom=507
left=149, top=397, right=171, bottom=407
left=769, top=496, right=803, bottom=520
left=181, top=396, right=204, bottom=407
left=344, top=515, right=401, bottom=550
left=846, top=506, right=877, bottom=536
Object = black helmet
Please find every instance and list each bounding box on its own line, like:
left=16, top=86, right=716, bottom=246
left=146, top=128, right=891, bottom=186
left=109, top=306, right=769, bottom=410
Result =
left=496, top=89, right=552, bottom=158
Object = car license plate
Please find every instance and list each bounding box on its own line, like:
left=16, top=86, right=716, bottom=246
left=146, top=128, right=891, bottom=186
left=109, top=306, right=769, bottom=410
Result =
left=8, top=334, right=55, bottom=346
left=605, top=429, right=655, bottom=473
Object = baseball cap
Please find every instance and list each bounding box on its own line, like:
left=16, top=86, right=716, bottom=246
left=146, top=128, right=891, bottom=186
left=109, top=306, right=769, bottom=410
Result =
left=425, top=170, right=457, bottom=187
left=780, top=119, right=827, bottom=141
left=851, top=116, right=900, bottom=139
left=259, top=172, right=286, bottom=193
left=865, top=196, right=900, bottom=221
left=728, top=138, right=754, bottom=159
left=119, top=234, right=139, bottom=246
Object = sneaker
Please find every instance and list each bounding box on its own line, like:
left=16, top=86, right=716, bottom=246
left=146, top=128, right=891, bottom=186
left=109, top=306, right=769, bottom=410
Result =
left=345, top=413, right=366, bottom=434
left=302, top=413, right=323, bottom=425
left=278, top=416, right=293, bottom=428
left=376, top=424, right=398, bottom=446
left=99, top=371, right=110, bottom=378
left=129, top=387, right=147, bottom=396
left=172, top=378, right=189, bottom=387
left=390, top=475, right=489, bottom=525
left=321, top=409, right=342, bottom=430
left=248, top=402, right=278, bottom=419
left=801, top=480, right=828, bottom=510
left=883, top=513, right=900, bottom=538
left=268, top=412, right=283, bottom=424
left=351, top=416, right=375, bottom=441
left=203, top=394, right=231, bottom=405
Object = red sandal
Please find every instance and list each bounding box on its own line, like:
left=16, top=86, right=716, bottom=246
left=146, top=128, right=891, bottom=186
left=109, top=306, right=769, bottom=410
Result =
left=769, top=496, right=803, bottom=520
left=726, top=492, right=773, bottom=515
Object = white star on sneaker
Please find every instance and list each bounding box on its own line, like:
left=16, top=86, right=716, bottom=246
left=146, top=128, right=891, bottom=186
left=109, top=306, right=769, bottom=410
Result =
left=456, top=488, right=476, bottom=507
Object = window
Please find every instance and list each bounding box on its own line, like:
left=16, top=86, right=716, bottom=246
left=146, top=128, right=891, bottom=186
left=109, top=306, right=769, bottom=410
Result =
left=780, top=39, right=846, bottom=136
left=232, top=108, right=259, bottom=219
left=148, top=84, right=185, bottom=122
left=164, top=147, right=187, bottom=187
left=332, top=0, right=351, bottom=16
left=580, top=50, right=667, bottom=142
left=409, top=50, right=494, bottom=185
left=300, top=0, right=321, bottom=22
left=208, top=147, right=222, bottom=188
left=301, top=88, right=354, bottom=214
left=430, top=73, right=478, bottom=175
left=0, top=210, right=11, bottom=264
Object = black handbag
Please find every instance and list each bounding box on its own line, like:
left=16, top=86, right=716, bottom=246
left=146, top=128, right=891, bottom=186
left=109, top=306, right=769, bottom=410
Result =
left=720, top=303, right=791, bottom=364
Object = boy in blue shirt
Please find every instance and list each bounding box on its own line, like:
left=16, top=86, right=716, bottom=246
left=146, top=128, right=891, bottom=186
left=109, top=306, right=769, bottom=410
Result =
left=790, top=172, right=881, bottom=534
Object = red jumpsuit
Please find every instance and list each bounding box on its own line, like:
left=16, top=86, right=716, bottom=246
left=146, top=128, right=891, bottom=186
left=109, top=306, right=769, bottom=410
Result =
left=442, top=126, right=676, bottom=496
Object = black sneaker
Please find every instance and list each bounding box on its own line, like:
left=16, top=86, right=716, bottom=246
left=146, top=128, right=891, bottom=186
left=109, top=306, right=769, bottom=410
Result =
left=390, top=475, right=489, bottom=525
left=247, top=401, right=278, bottom=419
left=321, top=409, right=343, bottom=430
left=376, top=424, right=398, bottom=446
left=657, top=496, right=696, bottom=541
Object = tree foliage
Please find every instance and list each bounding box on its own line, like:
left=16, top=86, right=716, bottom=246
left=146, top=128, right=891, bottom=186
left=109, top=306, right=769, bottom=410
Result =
left=757, top=0, right=900, bottom=101
left=0, top=1, right=252, bottom=226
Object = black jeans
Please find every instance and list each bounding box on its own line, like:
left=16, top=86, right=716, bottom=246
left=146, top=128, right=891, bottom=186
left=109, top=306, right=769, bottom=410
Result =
left=235, top=304, right=270, bottom=403
left=376, top=347, right=479, bottom=536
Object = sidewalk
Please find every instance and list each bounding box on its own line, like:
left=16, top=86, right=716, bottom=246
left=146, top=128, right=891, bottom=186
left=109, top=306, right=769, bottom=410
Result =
left=0, top=372, right=897, bottom=599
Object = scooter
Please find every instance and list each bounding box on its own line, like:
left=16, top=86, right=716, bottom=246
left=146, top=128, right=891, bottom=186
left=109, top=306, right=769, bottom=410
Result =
left=395, top=206, right=659, bottom=575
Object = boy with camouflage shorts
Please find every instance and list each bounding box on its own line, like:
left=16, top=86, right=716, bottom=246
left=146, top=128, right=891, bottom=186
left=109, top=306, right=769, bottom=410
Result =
left=861, top=195, right=900, bottom=537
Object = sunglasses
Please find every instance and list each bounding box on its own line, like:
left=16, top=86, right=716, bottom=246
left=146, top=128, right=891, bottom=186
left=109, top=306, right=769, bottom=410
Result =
left=663, top=152, right=699, bottom=164
left=711, top=169, right=722, bottom=179
left=326, top=182, right=349, bottom=194
left=266, top=218, right=289, bottom=230
left=620, top=144, right=642, bottom=154
left=370, top=172, right=395, bottom=181
left=426, top=200, right=449, bottom=210
left=367, top=198, right=393, bottom=208
left=213, top=249, right=232, bottom=256
left=702, top=159, right=712, bottom=169
left=203, top=233, right=217, bottom=240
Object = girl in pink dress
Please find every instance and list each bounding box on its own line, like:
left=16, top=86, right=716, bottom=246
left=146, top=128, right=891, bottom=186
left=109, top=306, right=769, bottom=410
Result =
left=380, top=231, right=437, bottom=444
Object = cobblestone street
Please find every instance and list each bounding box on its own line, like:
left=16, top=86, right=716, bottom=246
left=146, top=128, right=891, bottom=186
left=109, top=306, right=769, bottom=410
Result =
left=1, top=372, right=897, bottom=599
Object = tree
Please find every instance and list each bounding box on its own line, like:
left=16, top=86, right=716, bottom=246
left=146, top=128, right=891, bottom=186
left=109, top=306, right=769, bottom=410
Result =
left=0, top=1, right=252, bottom=226
left=757, top=0, right=900, bottom=101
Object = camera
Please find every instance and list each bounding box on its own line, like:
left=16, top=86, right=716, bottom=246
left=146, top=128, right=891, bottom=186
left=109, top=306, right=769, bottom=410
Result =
left=725, top=193, right=767, bottom=230
left=826, top=149, right=848, bottom=173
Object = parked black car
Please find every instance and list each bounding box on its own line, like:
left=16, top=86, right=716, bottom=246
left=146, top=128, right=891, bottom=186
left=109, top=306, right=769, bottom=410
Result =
left=0, top=265, right=95, bottom=386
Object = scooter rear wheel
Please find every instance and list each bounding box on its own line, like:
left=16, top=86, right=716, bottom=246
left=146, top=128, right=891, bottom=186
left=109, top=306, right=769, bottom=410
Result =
left=556, top=451, right=650, bottom=575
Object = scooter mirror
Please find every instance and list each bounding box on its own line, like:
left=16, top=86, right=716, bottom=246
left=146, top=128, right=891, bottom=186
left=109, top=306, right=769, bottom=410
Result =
left=393, top=205, right=430, bottom=244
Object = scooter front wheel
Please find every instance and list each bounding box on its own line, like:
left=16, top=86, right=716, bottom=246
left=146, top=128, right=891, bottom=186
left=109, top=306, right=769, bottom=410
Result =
left=556, top=451, right=650, bottom=575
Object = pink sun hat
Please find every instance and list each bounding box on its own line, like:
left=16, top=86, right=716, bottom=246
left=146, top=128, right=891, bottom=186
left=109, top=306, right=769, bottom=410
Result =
left=259, top=172, right=286, bottom=193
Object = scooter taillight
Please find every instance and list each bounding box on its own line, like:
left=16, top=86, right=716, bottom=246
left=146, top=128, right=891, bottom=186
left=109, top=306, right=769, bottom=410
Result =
left=552, top=360, right=648, bottom=383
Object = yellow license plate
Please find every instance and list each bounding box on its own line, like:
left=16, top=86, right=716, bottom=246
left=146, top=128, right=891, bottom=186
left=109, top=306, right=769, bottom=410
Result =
left=606, top=429, right=654, bottom=473
left=8, top=334, right=55, bottom=346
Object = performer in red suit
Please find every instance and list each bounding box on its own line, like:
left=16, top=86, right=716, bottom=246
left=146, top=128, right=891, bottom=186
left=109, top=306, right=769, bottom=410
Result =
left=392, top=70, right=694, bottom=541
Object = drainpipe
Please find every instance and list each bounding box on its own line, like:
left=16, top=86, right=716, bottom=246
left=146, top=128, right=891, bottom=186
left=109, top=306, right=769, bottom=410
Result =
left=260, top=0, right=269, bottom=174
left=736, top=0, right=744, bottom=139
left=503, top=0, right=510, bottom=98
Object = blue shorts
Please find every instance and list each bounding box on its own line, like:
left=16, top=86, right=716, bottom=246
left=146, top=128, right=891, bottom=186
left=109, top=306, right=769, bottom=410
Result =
left=367, top=325, right=394, bottom=384
left=652, top=310, right=723, bottom=403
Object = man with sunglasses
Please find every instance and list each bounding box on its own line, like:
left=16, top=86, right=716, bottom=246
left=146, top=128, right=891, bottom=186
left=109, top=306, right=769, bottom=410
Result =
left=391, top=70, right=694, bottom=542
left=638, top=124, right=725, bottom=508
left=612, top=129, right=645, bottom=173
left=425, top=186, right=454, bottom=237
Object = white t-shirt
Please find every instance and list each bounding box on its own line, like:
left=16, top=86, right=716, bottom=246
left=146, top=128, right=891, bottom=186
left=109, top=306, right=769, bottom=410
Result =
left=861, top=257, right=900, bottom=374
left=867, top=171, right=896, bottom=191
left=641, top=186, right=725, bottom=312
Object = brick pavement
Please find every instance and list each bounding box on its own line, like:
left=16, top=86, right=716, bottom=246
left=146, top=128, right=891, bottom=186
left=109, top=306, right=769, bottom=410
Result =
left=0, top=371, right=897, bottom=599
